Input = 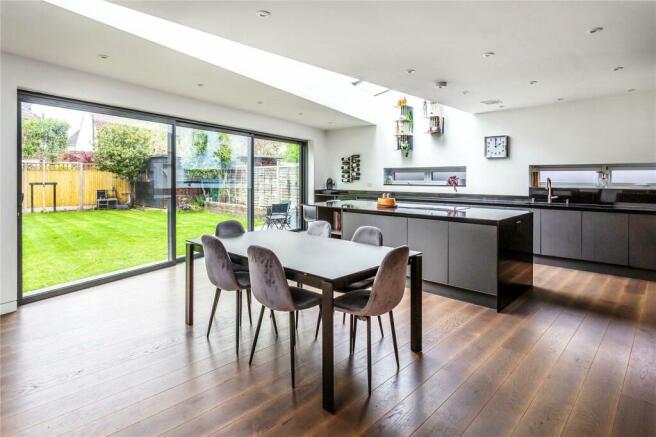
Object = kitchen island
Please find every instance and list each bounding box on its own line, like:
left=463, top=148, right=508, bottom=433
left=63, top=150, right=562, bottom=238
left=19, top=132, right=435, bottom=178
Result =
left=310, top=200, right=534, bottom=311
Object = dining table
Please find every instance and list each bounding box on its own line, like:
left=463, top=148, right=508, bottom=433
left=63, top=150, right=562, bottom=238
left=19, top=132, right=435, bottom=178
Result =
left=185, top=230, right=423, bottom=412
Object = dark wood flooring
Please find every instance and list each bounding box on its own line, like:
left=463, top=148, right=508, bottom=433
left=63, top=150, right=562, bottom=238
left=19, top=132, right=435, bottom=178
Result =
left=1, top=262, right=654, bottom=436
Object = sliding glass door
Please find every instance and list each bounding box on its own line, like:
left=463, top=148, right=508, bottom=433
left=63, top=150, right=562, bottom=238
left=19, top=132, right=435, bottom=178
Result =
left=174, top=124, right=250, bottom=256
left=19, top=96, right=172, bottom=296
left=18, top=92, right=306, bottom=302
left=254, top=138, right=302, bottom=231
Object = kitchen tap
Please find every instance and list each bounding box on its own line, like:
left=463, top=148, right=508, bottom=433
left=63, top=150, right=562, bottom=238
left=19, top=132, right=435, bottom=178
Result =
left=546, top=177, right=558, bottom=204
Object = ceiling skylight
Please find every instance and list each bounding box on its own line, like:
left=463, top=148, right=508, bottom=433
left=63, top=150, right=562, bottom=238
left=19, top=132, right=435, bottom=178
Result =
left=44, top=0, right=380, bottom=124
left=352, top=80, right=389, bottom=97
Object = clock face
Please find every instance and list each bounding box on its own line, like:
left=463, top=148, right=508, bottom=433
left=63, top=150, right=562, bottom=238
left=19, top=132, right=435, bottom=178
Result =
left=485, top=136, right=509, bottom=158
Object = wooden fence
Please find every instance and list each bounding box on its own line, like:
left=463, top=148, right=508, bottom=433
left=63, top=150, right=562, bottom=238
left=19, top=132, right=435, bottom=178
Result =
left=22, top=162, right=130, bottom=212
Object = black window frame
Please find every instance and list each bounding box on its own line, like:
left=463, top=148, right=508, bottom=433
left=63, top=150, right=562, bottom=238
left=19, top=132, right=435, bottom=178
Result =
left=17, top=90, right=307, bottom=304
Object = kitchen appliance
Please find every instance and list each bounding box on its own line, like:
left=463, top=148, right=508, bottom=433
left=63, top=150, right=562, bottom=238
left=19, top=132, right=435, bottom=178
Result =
left=326, top=178, right=335, bottom=191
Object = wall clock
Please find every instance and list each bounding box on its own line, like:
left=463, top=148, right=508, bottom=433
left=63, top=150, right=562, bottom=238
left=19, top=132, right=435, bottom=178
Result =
left=484, top=135, right=509, bottom=159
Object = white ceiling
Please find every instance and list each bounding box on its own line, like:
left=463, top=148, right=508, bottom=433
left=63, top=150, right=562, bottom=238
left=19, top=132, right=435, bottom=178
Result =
left=0, top=1, right=369, bottom=130
left=2, top=1, right=655, bottom=122
left=117, top=0, right=656, bottom=113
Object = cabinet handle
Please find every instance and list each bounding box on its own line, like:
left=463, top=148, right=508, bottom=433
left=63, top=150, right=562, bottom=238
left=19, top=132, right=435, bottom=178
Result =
left=515, top=220, right=522, bottom=224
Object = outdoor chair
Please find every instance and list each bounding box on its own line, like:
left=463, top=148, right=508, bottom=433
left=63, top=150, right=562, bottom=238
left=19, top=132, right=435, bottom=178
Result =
left=96, top=189, right=118, bottom=209
left=263, top=202, right=291, bottom=229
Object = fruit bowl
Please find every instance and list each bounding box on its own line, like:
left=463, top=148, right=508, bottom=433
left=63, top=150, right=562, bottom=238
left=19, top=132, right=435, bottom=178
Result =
left=377, top=197, right=397, bottom=208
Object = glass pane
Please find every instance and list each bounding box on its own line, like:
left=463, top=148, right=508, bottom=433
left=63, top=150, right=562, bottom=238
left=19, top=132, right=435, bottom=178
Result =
left=20, top=101, right=171, bottom=295
left=538, top=170, right=598, bottom=186
left=254, top=138, right=301, bottom=230
left=394, top=171, right=425, bottom=181
left=610, top=169, right=656, bottom=185
left=175, top=126, right=250, bottom=255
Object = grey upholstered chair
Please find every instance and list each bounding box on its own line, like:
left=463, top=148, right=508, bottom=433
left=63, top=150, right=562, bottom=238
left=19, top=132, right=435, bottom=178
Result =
left=333, top=245, right=410, bottom=394
left=247, top=245, right=322, bottom=388
left=306, top=220, right=331, bottom=238
left=302, top=204, right=318, bottom=225
left=314, top=226, right=386, bottom=338
left=216, top=220, right=248, bottom=272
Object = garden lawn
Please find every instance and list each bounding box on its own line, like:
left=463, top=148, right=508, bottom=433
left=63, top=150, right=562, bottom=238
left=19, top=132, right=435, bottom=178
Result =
left=22, top=208, right=252, bottom=293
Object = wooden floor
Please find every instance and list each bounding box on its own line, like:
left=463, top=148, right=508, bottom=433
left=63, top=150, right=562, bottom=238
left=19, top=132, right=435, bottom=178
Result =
left=1, top=262, right=655, bottom=437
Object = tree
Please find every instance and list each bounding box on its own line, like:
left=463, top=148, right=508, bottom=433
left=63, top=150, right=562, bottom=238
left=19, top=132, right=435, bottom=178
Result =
left=192, top=130, right=208, bottom=156
left=22, top=118, right=69, bottom=162
left=95, top=124, right=153, bottom=205
left=213, top=134, right=233, bottom=202
left=283, top=144, right=301, bottom=163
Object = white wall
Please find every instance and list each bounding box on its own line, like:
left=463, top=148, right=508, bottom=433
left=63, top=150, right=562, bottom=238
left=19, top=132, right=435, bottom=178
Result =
left=0, top=53, right=325, bottom=314
left=315, top=90, right=656, bottom=195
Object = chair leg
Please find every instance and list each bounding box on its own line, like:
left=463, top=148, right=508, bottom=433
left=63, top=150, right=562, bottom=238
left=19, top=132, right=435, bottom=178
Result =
left=249, top=306, right=265, bottom=365
left=389, top=311, right=399, bottom=369
left=206, top=288, right=221, bottom=338
left=289, top=312, right=296, bottom=389
left=235, top=291, right=241, bottom=355
left=315, top=305, right=322, bottom=340
left=246, top=289, right=253, bottom=326
left=378, top=315, right=384, bottom=337
left=352, top=316, right=358, bottom=354
left=270, top=310, right=278, bottom=337
left=343, top=312, right=346, bottom=324
left=367, top=316, right=372, bottom=395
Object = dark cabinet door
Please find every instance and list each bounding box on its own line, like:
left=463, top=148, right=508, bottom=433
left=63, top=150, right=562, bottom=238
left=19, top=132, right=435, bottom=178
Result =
left=629, top=214, right=656, bottom=270
left=582, top=212, right=628, bottom=265
left=341, top=212, right=408, bottom=247
left=529, top=208, right=541, bottom=254
left=408, top=218, right=448, bottom=284
left=448, top=222, right=498, bottom=295
left=540, top=210, right=582, bottom=259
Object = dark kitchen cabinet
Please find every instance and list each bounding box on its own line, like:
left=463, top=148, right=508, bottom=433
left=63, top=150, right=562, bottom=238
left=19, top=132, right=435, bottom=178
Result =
left=529, top=208, right=541, bottom=254
left=582, top=212, right=629, bottom=265
left=629, top=214, right=656, bottom=270
left=448, top=222, right=498, bottom=295
left=341, top=212, right=408, bottom=248
left=540, top=210, right=582, bottom=259
left=408, top=218, right=448, bottom=284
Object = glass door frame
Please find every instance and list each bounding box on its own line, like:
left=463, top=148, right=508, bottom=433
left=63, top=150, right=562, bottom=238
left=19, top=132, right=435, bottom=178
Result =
left=17, top=90, right=308, bottom=304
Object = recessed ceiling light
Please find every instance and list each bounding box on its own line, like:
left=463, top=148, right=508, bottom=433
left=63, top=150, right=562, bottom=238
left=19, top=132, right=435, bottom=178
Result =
left=627, top=88, right=636, bottom=92
left=483, top=52, right=495, bottom=58
left=499, top=105, right=505, bottom=108
left=613, top=66, right=624, bottom=72
left=462, top=90, right=470, bottom=95
left=257, top=100, right=263, bottom=104
left=588, top=26, right=604, bottom=34
left=256, top=10, right=271, bottom=17
left=197, top=83, right=204, bottom=87
left=557, top=97, right=565, bottom=101
left=298, top=112, right=303, bottom=116
left=98, top=54, right=109, bottom=59
left=529, top=80, right=538, bottom=85
left=480, top=99, right=502, bottom=105
left=406, top=68, right=416, bottom=74
left=435, top=81, right=448, bottom=89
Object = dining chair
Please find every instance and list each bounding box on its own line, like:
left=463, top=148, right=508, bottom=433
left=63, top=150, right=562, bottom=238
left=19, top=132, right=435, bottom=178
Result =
left=215, top=220, right=249, bottom=272
left=201, top=235, right=278, bottom=353
left=247, top=245, right=322, bottom=388
left=302, top=204, right=318, bottom=226
left=307, top=220, right=331, bottom=238
left=333, top=245, right=410, bottom=394
left=314, top=226, right=386, bottom=338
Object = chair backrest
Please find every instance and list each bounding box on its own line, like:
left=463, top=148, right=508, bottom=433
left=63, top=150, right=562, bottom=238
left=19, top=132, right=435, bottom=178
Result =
left=352, top=226, right=383, bottom=247
left=97, top=190, right=107, bottom=199
left=302, top=204, right=317, bottom=222
left=215, top=220, right=246, bottom=238
left=307, top=220, right=331, bottom=238
left=201, top=235, right=241, bottom=291
left=362, top=246, right=410, bottom=317
left=247, top=245, right=296, bottom=311
left=271, top=203, right=290, bottom=214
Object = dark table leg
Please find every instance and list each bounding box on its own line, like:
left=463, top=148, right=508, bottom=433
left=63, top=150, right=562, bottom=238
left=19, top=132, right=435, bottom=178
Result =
left=410, top=255, right=423, bottom=352
left=321, top=280, right=335, bottom=412
left=185, top=241, right=195, bottom=325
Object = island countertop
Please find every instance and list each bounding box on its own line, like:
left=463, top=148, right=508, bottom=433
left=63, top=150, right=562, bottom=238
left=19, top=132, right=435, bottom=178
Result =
left=311, top=200, right=531, bottom=225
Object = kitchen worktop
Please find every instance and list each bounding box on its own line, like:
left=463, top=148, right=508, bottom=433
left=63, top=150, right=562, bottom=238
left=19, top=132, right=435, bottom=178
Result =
left=312, top=200, right=532, bottom=225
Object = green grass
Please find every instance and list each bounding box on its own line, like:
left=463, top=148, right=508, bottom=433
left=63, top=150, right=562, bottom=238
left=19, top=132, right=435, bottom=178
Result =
left=22, top=208, right=253, bottom=293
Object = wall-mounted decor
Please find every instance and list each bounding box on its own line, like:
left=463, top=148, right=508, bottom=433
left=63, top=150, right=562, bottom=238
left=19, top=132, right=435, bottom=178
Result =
left=395, top=97, right=413, bottom=157
left=423, top=100, right=445, bottom=134
left=341, top=154, right=361, bottom=183
left=484, top=135, right=509, bottom=158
